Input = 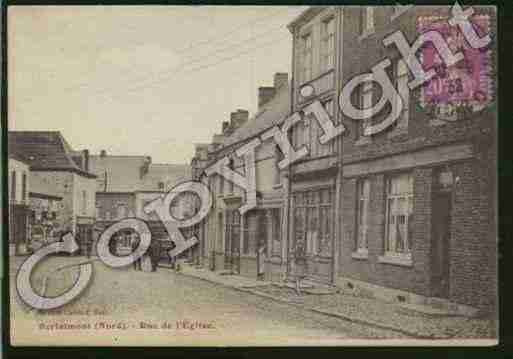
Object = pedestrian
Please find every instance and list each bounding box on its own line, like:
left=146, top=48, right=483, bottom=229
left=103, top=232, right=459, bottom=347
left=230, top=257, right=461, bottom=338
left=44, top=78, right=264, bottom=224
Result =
left=131, top=235, right=141, bottom=271
left=149, top=239, right=161, bottom=272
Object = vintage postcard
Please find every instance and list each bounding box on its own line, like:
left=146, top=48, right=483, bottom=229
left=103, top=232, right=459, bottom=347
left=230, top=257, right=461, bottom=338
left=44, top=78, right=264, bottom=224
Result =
left=7, top=4, right=498, bottom=347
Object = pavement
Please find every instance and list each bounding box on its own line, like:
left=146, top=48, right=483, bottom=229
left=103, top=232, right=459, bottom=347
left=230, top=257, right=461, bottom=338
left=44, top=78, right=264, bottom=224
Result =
left=177, top=262, right=497, bottom=340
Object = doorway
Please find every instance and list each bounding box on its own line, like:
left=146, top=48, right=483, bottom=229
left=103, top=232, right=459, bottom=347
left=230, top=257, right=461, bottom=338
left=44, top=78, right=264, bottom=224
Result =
left=431, top=185, right=452, bottom=299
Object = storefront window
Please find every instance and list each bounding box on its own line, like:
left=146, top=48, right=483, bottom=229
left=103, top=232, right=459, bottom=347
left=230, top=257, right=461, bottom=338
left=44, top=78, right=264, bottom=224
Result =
left=385, top=173, right=414, bottom=256
left=293, top=188, right=333, bottom=257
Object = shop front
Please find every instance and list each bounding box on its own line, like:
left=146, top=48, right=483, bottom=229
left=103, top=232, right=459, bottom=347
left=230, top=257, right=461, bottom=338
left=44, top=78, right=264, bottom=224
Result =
left=289, top=177, right=336, bottom=284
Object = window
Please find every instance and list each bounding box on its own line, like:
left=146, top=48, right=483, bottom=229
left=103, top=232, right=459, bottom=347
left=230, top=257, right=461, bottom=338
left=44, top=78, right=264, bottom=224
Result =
left=82, top=190, right=87, bottom=215
left=392, top=59, right=410, bottom=131
left=270, top=208, right=282, bottom=255
left=321, top=17, right=335, bottom=72
left=384, top=173, right=414, bottom=257
left=96, top=205, right=101, bottom=219
left=273, top=145, right=282, bottom=186
left=158, top=181, right=165, bottom=191
left=293, top=188, right=333, bottom=257
left=391, top=4, right=413, bottom=20
left=105, top=211, right=111, bottom=221
left=300, top=33, right=313, bottom=84
left=10, top=171, right=16, bottom=202
left=117, top=203, right=127, bottom=219
left=242, top=210, right=266, bottom=255
left=360, top=7, right=374, bottom=35
left=356, top=76, right=375, bottom=142
left=356, top=178, right=371, bottom=253
left=22, top=172, right=27, bottom=201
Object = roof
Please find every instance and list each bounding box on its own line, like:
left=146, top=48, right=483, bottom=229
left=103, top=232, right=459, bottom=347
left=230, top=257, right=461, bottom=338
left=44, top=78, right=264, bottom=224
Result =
left=8, top=131, right=97, bottom=178
left=89, top=155, right=150, bottom=192
left=216, top=81, right=290, bottom=151
left=139, top=163, right=191, bottom=191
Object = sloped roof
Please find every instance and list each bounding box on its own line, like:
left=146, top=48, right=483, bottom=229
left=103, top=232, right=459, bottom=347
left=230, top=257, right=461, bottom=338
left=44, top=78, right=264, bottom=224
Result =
left=89, top=155, right=150, bottom=192
left=8, top=131, right=96, bottom=178
left=139, top=163, right=191, bottom=191
left=217, top=82, right=290, bottom=150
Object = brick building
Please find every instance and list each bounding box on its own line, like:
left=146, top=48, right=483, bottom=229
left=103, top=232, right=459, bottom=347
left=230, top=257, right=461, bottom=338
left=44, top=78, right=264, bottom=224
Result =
left=8, top=131, right=97, bottom=255
left=287, top=7, right=343, bottom=284
left=330, top=5, right=496, bottom=312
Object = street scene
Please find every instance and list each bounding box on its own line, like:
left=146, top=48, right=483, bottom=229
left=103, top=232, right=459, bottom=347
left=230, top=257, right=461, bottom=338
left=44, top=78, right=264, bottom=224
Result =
left=8, top=5, right=497, bottom=346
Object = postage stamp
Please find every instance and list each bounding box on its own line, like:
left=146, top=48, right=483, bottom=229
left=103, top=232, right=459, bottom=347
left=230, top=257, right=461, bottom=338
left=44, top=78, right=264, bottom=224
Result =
left=417, top=14, right=493, bottom=120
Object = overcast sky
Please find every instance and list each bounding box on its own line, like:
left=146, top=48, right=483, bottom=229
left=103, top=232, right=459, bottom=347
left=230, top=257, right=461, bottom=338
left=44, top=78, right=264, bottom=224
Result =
left=9, top=6, right=307, bottom=164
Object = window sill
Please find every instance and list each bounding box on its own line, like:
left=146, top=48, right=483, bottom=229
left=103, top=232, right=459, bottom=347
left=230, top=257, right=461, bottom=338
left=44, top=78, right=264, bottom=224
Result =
left=272, top=183, right=283, bottom=189
left=351, top=250, right=369, bottom=260
left=355, top=137, right=372, bottom=146
left=358, top=28, right=375, bottom=41
left=378, top=254, right=413, bottom=267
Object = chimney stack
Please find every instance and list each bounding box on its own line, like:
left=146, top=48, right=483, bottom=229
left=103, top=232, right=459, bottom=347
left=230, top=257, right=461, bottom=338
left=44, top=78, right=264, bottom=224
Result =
left=258, top=86, right=276, bottom=109
left=273, top=72, right=288, bottom=91
left=230, top=109, right=249, bottom=130
left=222, top=121, right=230, bottom=134
left=83, top=149, right=89, bottom=172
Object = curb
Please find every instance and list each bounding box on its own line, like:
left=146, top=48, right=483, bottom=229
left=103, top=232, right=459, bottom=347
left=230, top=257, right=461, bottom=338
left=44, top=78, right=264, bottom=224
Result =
left=174, top=267, right=455, bottom=340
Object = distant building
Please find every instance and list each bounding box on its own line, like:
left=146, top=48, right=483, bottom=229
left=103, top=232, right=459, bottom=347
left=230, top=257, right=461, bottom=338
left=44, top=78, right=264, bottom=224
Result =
left=89, top=150, right=192, bottom=259
left=8, top=157, right=30, bottom=255
left=8, top=131, right=97, bottom=254
left=199, top=72, right=290, bottom=280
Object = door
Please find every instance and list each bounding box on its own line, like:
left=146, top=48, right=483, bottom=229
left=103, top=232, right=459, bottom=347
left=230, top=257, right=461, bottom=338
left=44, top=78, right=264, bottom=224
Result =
left=290, top=188, right=334, bottom=283
left=431, top=190, right=451, bottom=298
left=224, top=210, right=240, bottom=273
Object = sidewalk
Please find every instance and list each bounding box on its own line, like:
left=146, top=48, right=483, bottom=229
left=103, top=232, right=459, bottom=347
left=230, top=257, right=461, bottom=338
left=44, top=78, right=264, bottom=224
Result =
left=177, top=264, right=496, bottom=340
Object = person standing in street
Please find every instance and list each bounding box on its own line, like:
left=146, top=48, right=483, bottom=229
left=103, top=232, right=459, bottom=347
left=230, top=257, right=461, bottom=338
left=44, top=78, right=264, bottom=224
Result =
left=131, top=234, right=141, bottom=271
left=149, top=239, right=161, bottom=272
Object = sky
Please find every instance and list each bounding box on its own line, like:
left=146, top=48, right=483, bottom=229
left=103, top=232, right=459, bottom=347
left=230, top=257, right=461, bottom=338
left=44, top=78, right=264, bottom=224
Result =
left=8, top=6, right=308, bottom=164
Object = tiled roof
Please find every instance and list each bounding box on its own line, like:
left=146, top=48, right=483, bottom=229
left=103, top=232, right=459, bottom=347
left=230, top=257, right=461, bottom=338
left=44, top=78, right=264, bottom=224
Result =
left=218, top=82, right=290, bottom=150
left=89, top=155, right=150, bottom=192
left=139, top=163, right=191, bottom=191
left=8, top=131, right=96, bottom=178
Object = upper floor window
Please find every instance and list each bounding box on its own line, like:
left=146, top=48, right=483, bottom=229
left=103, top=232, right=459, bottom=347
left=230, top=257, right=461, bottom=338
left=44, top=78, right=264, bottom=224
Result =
left=392, top=59, right=410, bottom=131
left=356, top=178, right=370, bottom=253
left=22, top=172, right=27, bottom=201
left=321, top=17, right=335, bottom=72
left=82, top=190, right=87, bottom=215
left=356, top=76, right=375, bottom=142
left=117, top=203, right=127, bottom=219
left=11, top=171, right=16, bottom=202
left=385, top=173, right=413, bottom=257
left=300, top=32, right=313, bottom=84
left=360, top=7, right=375, bottom=35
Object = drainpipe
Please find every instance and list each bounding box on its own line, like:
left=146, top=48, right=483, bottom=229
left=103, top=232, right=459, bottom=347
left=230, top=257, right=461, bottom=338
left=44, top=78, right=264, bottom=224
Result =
left=332, top=6, right=344, bottom=286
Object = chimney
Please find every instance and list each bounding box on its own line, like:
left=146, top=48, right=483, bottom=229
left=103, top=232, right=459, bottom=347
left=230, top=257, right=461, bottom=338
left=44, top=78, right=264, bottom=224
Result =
left=100, top=150, right=107, bottom=158
left=273, top=72, right=288, bottom=91
left=230, top=109, right=249, bottom=130
left=222, top=121, right=230, bottom=134
left=83, top=149, right=89, bottom=172
left=258, top=86, right=276, bottom=109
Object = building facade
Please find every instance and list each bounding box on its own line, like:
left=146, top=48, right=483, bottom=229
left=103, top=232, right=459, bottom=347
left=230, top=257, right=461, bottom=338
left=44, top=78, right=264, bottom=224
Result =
left=333, top=5, right=496, bottom=312
left=287, top=7, right=344, bottom=284
left=200, top=73, right=290, bottom=281
left=8, top=131, right=97, bottom=255
left=8, top=157, right=30, bottom=255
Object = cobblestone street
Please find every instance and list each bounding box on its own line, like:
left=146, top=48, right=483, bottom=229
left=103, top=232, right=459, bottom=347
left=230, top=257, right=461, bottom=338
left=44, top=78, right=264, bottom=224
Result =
left=10, top=256, right=409, bottom=346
